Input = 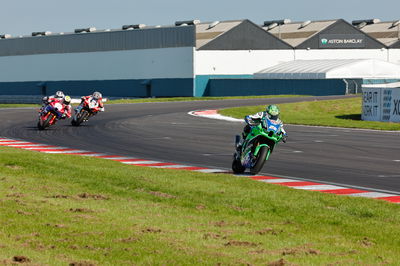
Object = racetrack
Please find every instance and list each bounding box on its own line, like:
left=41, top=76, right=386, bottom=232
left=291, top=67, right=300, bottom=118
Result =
left=1, top=95, right=399, bottom=194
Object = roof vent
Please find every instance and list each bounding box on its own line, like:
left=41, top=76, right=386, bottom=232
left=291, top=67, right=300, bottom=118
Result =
left=0, top=34, right=11, bottom=39
left=175, top=20, right=200, bottom=26
left=263, top=19, right=291, bottom=27
left=74, top=27, right=96, bottom=33
left=299, top=20, right=311, bottom=29
left=207, top=21, right=220, bottom=30
left=267, top=23, right=278, bottom=30
left=352, top=19, right=380, bottom=26
left=357, top=21, right=368, bottom=29
left=32, top=31, right=52, bottom=36
left=122, top=24, right=146, bottom=30
left=391, top=20, right=400, bottom=28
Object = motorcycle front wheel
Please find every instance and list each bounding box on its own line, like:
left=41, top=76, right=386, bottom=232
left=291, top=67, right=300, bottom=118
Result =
left=249, top=146, right=269, bottom=175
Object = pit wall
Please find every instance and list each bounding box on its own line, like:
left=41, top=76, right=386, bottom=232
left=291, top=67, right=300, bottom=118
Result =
left=205, top=79, right=347, bottom=96
left=0, top=47, right=194, bottom=97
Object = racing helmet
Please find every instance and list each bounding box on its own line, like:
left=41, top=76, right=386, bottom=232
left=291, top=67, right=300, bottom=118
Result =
left=266, top=104, right=280, bottom=120
left=64, top=95, right=71, bottom=105
left=92, top=91, right=102, bottom=100
left=55, top=91, right=65, bottom=98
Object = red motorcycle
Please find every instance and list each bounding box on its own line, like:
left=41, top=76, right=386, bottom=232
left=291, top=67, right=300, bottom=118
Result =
left=37, top=99, right=65, bottom=130
left=71, top=97, right=102, bottom=126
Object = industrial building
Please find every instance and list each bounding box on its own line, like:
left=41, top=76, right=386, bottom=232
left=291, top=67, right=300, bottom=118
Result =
left=0, top=18, right=399, bottom=98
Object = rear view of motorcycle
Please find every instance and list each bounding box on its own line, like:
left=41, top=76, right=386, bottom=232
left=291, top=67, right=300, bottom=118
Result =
left=71, top=97, right=102, bottom=126
left=232, top=117, right=284, bottom=175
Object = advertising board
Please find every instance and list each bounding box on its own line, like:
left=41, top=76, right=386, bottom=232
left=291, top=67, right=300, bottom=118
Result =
left=362, top=87, right=400, bottom=122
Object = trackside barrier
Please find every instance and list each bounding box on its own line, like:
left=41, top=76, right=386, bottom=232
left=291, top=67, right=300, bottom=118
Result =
left=362, top=87, right=400, bottom=122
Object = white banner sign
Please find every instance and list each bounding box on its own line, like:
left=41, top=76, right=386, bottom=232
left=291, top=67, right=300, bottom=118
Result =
left=362, top=87, right=400, bottom=122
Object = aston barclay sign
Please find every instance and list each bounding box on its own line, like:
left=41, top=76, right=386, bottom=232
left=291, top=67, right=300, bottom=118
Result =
left=319, top=34, right=366, bottom=48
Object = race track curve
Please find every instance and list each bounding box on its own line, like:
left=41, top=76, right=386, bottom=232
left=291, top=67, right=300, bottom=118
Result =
left=1, top=95, right=399, bottom=194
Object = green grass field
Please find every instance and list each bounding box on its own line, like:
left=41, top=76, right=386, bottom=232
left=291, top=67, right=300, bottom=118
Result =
left=1, top=146, right=400, bottom=265
left=219, top=97, right=400, bottom=131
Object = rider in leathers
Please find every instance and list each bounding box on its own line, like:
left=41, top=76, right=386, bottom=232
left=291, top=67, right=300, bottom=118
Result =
left=237, top=104, right=287, bottom=153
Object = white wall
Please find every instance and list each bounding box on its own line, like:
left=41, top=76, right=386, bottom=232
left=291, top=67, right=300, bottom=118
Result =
left=388, top=49, right=400, bottom=64
left=0, top=47, right=194, bottom=82
left=295, top=49, right=388, bottom=61
left=194, top=50, right=295, bottom=75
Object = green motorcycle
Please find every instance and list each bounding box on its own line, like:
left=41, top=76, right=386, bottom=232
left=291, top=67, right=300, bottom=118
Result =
left=232, top=117, right=285, bottom=175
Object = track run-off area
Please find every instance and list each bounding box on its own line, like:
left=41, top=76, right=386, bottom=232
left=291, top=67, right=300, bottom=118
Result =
left=1, top=95, right=400, bottom=202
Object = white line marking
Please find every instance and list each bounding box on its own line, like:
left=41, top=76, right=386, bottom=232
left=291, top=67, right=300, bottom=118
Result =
left=102, top=157, right=137, bottom=160
left=150, top=165, right=192, bottom=168
left=261, top=178, right=301, bottom=183
left=42, top=150, right=89, bottom=154
left=291, top=185, right=346, bottom=190
left=122, top=160, right=161, bottom=165
left=347, top=192, right=396, bottom=198
left=194, top=169, right=228, bottom=173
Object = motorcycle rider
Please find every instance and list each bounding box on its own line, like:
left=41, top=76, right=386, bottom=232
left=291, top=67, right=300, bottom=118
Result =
left=76, top=91, right=105, bottom=114
left=42, top=90, right=64, bottom=105
left=237, top=104, right=287, bottom=152
left=40, top=91, right=71, bottom=119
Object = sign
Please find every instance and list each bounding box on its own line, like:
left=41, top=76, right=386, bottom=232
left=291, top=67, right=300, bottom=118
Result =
left=362, top=87, right=400, bottom=122
left=319, top=34, right=366, bottom=48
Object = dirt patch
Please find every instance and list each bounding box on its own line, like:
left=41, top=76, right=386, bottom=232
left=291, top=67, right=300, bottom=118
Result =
left=267, top=258, right=288, bottom=266
left=359, top=237, right=374, bottom=247
left=50, top=195, right=69, bottom=199
left=203, top=233, right=227, bottom=240
left=256, top=228, right=282, bottom=235
left=213, top=220, right=227, bottom=227
left=117, top=237, right=139, bottom=243
left=224, top=240, right=258, bottom=247
left=77, top=193, right=109, bottom=200
left=16, top=210, right=33, bottom=216
left=142, top=228, right=162, bottom=233
left=196, top=205, right=206, bottom=210
left=5, top=164, right=23, bottom=170
left=148, top=191, right=176, bottom=199
left=6, top=193, right=25, bottom=198
left=228, top=205, right=245, bottom=211
left=69, top=208, right=93, bottom=213
left=45, top=223, right=66, bottom=228
left=13, top=256, right=30, bottom=263
left=69, top=262, right=96, bottom=266
left=281, top=246, right=320, bottom=256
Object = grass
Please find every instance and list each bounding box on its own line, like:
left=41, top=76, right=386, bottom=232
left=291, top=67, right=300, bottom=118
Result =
left=1, top=146, right=400, bottom=265
left=219, top=97, right=400, bottom=131
left=0, top=104, right=40, bottom=108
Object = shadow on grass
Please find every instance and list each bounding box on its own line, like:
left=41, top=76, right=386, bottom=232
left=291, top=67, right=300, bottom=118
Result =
left=335, top=114, right=361, bottom=121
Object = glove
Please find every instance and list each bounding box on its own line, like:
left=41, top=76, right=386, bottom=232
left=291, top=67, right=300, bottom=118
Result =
left=282, top=134, right=288, bottom=143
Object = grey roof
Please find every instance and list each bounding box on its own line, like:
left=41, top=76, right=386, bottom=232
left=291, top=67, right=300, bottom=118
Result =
left=262, top=19, right=385, bottom=49
left=195, top=20, right=242, bottom=48
left=358, top=20, right=400, bottom=48
left=0, top=25, right=195, bottom=57
left=263, top=20, right=336, bottom=47
left=196, top=19, right=292, bottom=50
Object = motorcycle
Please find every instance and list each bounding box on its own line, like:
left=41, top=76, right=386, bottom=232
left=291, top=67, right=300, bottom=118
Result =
left=232, top=117, right=284, bottom=175
left=71, top=97, right=101, bottom=126
left=37, top=99, right=64, bottom=130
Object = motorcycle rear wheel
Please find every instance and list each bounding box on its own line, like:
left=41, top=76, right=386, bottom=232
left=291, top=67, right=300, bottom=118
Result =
left=250, top=146, right=269, bottom=175
left=72, top=110, right=88, bottom=126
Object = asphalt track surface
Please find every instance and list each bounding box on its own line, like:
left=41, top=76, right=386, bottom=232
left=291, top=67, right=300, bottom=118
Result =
left=1, top=95, right=399, bottom=194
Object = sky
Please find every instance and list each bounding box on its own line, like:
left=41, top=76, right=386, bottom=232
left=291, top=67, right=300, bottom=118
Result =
left=1, top=0, right=399, bottom=36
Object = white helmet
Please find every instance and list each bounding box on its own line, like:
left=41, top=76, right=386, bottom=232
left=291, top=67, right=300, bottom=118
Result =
left=92, top=91, right=102, bottom=100
left=55, top=91, right=64, bottom=98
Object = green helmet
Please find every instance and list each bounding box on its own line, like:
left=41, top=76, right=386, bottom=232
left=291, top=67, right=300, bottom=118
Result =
left=266, top=105, right=280, bottom=119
